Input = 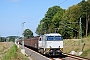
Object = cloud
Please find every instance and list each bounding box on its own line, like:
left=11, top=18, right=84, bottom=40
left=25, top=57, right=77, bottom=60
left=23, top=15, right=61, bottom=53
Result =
left=9, top=0, right=19, bottom=2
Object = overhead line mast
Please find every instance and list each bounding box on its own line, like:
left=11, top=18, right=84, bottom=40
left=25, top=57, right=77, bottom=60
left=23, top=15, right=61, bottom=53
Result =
left=21, top=21, right=25, bottom=54
left=79, top=18, right=82, bottom=52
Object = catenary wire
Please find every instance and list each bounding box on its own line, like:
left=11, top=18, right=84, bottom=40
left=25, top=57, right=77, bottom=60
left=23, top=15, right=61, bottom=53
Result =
left=24, top=0, right=68, bottom=23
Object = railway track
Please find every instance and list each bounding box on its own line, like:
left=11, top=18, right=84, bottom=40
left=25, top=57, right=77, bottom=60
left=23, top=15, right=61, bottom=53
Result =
left=63, top=53, right=90, bottom=60
left=49, top=53, right=90, bottom=60
left=18, top=43, right=90, bottom=60
left=48, top=57, right=65, bottom=60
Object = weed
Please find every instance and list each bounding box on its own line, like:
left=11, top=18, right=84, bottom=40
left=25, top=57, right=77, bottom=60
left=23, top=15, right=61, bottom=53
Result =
left=81, top=48, right=90, bottom=57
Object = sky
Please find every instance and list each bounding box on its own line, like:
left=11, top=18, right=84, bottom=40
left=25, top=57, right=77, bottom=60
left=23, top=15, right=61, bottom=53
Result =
left=0, top=0, right=83, bottom=37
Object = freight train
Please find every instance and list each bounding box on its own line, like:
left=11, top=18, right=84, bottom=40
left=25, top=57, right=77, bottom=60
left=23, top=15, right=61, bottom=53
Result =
left=18, top=33, right=63, bottom=56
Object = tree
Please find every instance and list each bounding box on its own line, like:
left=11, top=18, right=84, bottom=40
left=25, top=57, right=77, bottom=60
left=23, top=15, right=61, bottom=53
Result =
left=9, top=36, right=15, bottom=42
left=36, top=0, right=90, bottom=38
left=62, top=5, right=82, bottom=38
left=36, top=22, right=45, bottom=35
left=36, top=6, right=62, bottom=35
left=0, top=37, right=6, bottom=42
left=52, top=8, right=65, bottom=31
left=78, top=0, right=90, bottom=36
left=23, top=29, right=33, bottom=38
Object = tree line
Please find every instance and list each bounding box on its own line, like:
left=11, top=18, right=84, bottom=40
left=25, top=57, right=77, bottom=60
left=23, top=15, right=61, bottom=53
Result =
left=36, top=0, right=90, bottom=39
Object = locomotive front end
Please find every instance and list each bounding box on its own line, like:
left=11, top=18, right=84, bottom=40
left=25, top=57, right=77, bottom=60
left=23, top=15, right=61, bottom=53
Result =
left=38, top=33, right=63, bottom=56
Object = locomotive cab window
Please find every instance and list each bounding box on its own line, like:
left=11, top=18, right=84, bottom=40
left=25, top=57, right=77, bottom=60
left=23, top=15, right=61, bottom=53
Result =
left=54, top=36, right=63, bottom=40
left=46, top=36, right=63, bottom=41
left=39, top=38, right=41, bottom=41
left=47, top=36, right=54, bottom=40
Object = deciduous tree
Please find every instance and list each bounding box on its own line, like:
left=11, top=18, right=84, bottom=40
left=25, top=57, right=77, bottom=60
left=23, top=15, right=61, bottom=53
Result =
left=23, top=29, right=33, bottom=38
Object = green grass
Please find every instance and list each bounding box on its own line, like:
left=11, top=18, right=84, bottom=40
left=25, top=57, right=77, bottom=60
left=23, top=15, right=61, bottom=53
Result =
left=80, top=35, right=90, bottom=58
left=63, top=35, right=90, bottom=58
left=1, top=44, right=29, bottom=60
left=1, top=44, right=17, bottom=60
left=81, top=48, right=90, bottom=57
left=63, top=39, right=80, bottom=53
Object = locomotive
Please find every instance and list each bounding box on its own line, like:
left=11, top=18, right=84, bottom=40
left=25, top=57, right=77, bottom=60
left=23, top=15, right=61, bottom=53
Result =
left=19, top=33, right=63, bottom=56
left=38, top=33, right=63, bottom=56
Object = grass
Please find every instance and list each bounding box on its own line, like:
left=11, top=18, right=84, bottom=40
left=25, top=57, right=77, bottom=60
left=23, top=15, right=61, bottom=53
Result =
left=1, top=44, right=29, bottom=60
left=81, top=48, right=90, bottom=58
left=63, top=39, right=80, bottom=53
left=1, top=44, right=17, bottom=60
left=80, top=36, right=90, bottom=58
left=0, top=42, right=10, bottom=54
left=63, top=35, right=90, bottom=58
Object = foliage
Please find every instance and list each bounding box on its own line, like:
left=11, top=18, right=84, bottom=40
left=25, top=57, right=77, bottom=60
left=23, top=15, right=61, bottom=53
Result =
left=23, top=29, right=33, bottom=38
left=36, top=0, right=90, bottom=38
left=52, top=8, right=65, bottom=29
left=36, top=6, right=64, bottom=35
left=9, top=36, right=15, bottom=42
left=78, top=0, right=90, bottom=36
left=81, top=48, right=90, bottom=57
left=0, top=37, right=6, bottom=42
left=1, top=44, right=29, bottom=60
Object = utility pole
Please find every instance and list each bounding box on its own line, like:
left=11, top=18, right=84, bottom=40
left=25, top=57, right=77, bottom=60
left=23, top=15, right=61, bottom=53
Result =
left=79, top=18, right=82, bottom=52
left=0, top=35, right=1, bottom=41
left=22, top=21, right=25, bottom=49
left=21, top=21, right=25, bottom=54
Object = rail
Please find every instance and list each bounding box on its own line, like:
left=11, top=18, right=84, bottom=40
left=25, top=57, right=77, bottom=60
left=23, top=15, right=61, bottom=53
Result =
left=49, top=53, right=90, bottom=60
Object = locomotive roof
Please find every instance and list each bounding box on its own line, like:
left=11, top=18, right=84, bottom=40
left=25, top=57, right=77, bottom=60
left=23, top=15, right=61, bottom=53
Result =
left=44, top=33, right=62, bottom=36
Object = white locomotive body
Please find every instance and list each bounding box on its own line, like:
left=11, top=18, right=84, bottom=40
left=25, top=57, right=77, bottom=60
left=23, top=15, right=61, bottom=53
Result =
left=38, top=33, right=63, bottom=56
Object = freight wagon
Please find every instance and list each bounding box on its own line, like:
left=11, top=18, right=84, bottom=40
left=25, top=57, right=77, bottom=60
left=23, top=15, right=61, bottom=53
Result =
left=19, top=37, right=39, bottom=51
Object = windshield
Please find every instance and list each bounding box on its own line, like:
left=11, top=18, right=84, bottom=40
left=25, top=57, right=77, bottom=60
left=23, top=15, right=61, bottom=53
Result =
left=46, top=36, right=63, bottom=41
